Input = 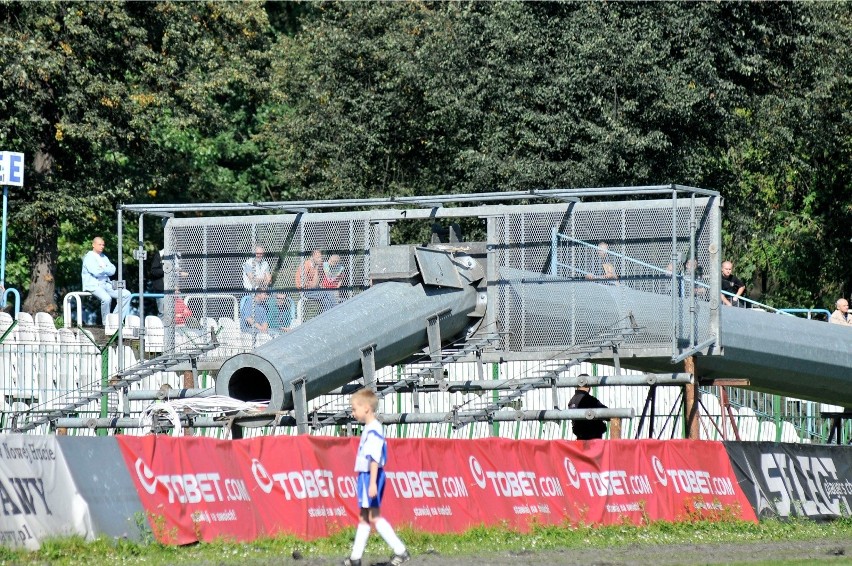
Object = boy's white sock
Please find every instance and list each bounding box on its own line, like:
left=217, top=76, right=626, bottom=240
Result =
left=350, top=522, right=371, bottom=560
left=374, top=517, right=406, bottom=555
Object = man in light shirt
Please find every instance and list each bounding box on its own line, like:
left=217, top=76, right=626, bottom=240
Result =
left=81, top=236, right=130, bottom=325
left=243, top=246, right=272, bottom=291
left=829, top=298, right=852, bottom=326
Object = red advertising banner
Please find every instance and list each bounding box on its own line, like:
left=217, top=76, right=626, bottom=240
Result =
left=116, top=436, right=756, bottom=545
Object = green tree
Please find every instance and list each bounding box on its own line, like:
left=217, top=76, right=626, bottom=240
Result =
left=262, top=2, right=737, bottom=200
left=0, top=1, right=276, bottom=314
left=718, top=2, right=852, bottom=306
left=263, top=1, right=851, bottom=307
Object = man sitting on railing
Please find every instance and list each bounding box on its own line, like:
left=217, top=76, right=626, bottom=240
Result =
left=829, top=298, right=852, bottom=326
left=81, top=236, right=130, bottom=325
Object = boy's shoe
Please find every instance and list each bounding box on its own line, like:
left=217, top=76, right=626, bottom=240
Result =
left=389, top=550, right=410, bottom=565
left=342, top=558, right=361, bottom=566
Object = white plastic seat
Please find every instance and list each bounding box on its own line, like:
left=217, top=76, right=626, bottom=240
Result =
left=217, top=318, right=241, bottom=356
left=104, top=313, right=119, bottom=337
left=11, top=324, right=39, bottom=402
left=780, top=421, right=800, bottom=443
left=0, top=311, right=13, bottom=333
left=0, top=314, right=15, bottom=346
left=199, top=317, right=218, bottom=333
left=58, top=328, right=80, bottom=392
left=35, top=312, right=55, bottom=330
left=10, top=401, right=32, bottom=413
left=108, top=344, right=138, bottom=376
left=700, top=394, right=723, bottom=440
left=124, top=314, right=142, bottom=339
left=77, top=329, right=102, bottom=390
left=37, top=326, right=61, bottom=407
left=144, top=316, right=164, bottom=353
left=175, top=327, right=205, bottom=353
left=736, top=407, right=760, bottom=441
left=0, top=328, right=16, bottom=404
left=758, top=420, right=779, bottom=442
left=16, top=311, right=35, bottom=327
left=719, top=405, right=739, bottom=440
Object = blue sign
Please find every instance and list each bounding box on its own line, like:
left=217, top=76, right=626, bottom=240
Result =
left=0, top=152, right=25, bottom=187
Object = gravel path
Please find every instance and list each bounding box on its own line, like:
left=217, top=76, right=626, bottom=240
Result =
left=282, top=539, right=850, bottom=566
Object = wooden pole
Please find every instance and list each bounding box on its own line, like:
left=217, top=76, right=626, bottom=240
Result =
left=183, top=370, right=195, bottom=436
left=684, top=356, right=700, bottom=440
left=609, top=418, right=622, bottom=440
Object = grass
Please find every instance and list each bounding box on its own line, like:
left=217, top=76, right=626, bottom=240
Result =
left=1, top=517, right=850, bottom=565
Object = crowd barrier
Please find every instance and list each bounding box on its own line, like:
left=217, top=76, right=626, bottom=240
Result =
left=2, top=433, right=849, bottom=549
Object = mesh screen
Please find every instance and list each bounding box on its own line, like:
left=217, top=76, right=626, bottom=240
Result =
left=493, top=198, right=718, bottom=355
left=163, top=216, right=370, bottom=352
left=162, top=197, right=718, bottom=360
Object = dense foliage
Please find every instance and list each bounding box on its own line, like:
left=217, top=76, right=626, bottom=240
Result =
left=1, top=1, right=849, bottom=312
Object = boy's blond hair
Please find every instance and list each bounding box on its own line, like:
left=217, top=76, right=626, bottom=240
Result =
left=351, top=388, right=379, bottom=412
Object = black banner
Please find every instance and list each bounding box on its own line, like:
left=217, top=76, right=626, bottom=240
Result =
left=725, top=442, right=852, bottom=520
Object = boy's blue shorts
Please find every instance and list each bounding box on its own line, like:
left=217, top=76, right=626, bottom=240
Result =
left=356, top=469, right=386, bottom=509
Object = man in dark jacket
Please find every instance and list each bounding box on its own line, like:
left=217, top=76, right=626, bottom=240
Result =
left=568, top=379, right=608, bottom=440
left=149, top=249, right=165, bottom=315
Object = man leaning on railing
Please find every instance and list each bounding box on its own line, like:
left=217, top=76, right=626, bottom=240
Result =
left=720, top=261, right=746, bottom=307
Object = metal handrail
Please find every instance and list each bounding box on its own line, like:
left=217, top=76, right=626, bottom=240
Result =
left=553, top=234, right=799, bottom=316
left=1, top=287, right=20, bottom=315
left=778, top=308, right=832, bottom=320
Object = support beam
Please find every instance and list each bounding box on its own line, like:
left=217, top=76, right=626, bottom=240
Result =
left=379, top=408, right=634, bottom=425
left=426, top=312, right=444, bottom=385
left=360, top=344, right=377, bottom=391
left=684, top=356, right=700, bottom=440
left=292, top=375, right=309, bottom=434
left=610, top=417, right=622, bottom=440
left=719, top=386, right=741, bottom=441
left=54, top=408, right=634, bottom=431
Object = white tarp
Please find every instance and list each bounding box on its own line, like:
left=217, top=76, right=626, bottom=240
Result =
left=0, top=434, right=94, bottom=549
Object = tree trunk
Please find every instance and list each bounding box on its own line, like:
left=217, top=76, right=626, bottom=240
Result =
left=22, top=216, right=59, bottom=315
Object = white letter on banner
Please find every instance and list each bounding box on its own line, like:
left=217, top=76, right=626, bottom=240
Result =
left=0, top=152, right=25, bottom=187
left=761, top=453, right=790, bottom=516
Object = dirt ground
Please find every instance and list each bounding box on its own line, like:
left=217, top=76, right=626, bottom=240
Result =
left=283, top=539, right=850, bottom=566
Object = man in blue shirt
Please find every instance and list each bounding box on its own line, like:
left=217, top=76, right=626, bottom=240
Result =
left=240, top=290, right=269, bottom=334
left=81, top=236, right=130, bottom=325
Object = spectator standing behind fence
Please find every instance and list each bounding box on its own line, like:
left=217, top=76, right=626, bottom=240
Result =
left=683, top=258, right=707, bottom=297
left=243, top=246, right=272, bottom=291
left=148, top=249, right=165, bottom=315
left=720, top=261, right=746, bottom=307
left=173, top=283, right=195, bottom=327
left=829, top=298, right=852, bottom=326
left=322, top=254, right=345, bottom=303
left=82, top=236, right=130, bottom=325
left=296, top=249, right=335, bottom=313
left=585, top=241, right=618, bottom=282
left=568, top=376, right=608, bottom=440
left=343, top=388, right=410, bottom=566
